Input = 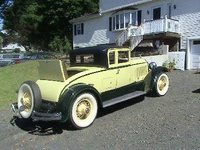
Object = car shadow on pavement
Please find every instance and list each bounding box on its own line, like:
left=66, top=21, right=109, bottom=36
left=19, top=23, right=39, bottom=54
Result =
left=10, top=116, right=76, bottom=135
left=192, top=88, right=200, bottom=93
left=9, top=96, right=145, bottom=134
left=98, top=95, right=145, bottom=118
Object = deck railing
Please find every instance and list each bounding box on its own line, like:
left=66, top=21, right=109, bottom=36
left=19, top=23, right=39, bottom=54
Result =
left=143, top=15, right=180, bottom=34
left=116, top=16, right=180, bottom=48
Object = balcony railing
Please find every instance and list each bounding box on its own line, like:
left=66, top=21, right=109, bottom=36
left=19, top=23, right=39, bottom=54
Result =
left=116, top=16, right=180, bottom=48
left=143, top=16, right=180, bottom=35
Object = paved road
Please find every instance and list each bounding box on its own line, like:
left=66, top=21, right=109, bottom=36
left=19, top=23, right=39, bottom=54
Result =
left=0, top=70, right=200, bottom=150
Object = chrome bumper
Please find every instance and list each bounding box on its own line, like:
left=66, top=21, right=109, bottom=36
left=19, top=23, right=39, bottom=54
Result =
left=11, top=102, right=62, bottom=122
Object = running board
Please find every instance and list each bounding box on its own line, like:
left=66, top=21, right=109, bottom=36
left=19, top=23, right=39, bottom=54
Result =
left=102, top=91, right=146, bottom=108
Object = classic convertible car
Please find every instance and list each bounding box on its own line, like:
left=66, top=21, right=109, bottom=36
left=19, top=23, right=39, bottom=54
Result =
left=11, top=45, right=169, bottom=129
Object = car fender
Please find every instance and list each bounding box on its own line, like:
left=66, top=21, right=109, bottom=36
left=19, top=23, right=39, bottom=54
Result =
left=57, top=83, right=102, bottom=122
left=144, top=66, right=168, bottom=92
left=150, top=66, right=168, bottom=89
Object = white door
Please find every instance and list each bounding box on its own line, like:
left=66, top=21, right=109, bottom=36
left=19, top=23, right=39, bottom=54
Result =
left=191, top=40, right=200, bottom=69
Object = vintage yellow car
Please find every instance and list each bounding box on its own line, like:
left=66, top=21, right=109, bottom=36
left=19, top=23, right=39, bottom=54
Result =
left=11, top=45, right=169, bottom=129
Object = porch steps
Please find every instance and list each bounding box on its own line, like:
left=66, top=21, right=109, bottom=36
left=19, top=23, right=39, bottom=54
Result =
left=116, top=26, right=143, bottom=50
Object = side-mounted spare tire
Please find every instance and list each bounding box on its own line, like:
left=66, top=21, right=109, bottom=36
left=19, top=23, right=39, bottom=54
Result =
left=17, top=81, right=41, bottom=119
left=153, top=72, right=169, bottom=96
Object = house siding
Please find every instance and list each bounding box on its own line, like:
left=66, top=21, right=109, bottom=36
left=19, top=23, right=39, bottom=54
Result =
left=171, top=0, right=200, bottom=50
left=73, top=14, right=122, bottom=48
left=73, top=0, right=200, bottom=50
left=177, top=12, right=200, bottom=50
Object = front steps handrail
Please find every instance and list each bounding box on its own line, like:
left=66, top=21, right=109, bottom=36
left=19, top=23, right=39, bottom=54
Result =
left=116, top=28, right=129, bottom=46
left=129, top=26, right=143, bottom=50
left=116, top=25, right=144, bottom=50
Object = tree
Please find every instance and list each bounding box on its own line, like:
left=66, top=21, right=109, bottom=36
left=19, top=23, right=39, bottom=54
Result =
left=2, top=0, right=99, bottom=52
left=0, top=0, right=12, bottom=17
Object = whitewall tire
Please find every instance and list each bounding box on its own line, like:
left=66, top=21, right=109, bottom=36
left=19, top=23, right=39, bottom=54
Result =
left=70, top=93, right=98, bottom=129
left=154, top=73, right=169, bottom=96
left=17, top=81, right=41, bottom=119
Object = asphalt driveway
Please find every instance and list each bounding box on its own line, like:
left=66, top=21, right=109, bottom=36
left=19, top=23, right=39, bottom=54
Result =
left=0, top=70, right=199, bottom=150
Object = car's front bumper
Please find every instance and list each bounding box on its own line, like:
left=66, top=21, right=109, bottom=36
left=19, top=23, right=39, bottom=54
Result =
left=11, top=102, right=62, bottom=122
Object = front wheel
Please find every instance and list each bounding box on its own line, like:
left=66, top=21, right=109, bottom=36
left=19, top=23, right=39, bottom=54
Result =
left=69, top=93, right=98, bottom=129
left=17, top=81, right=41, bottom=119
left=153, top=72, right=169, bottom=96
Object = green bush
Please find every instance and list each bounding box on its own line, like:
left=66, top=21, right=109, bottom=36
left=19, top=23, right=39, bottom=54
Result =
left=162, top=60, right=176, bottom=71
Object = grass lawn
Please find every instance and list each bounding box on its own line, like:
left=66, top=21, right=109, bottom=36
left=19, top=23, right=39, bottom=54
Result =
left=0, top=61, right=39, bottom=109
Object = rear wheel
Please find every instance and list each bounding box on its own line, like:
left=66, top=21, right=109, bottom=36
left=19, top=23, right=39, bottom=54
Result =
left=69, top=93, right=98, bottom=129
left=17, top=81, right=41, bottom=119
left=153, top=72, right=169, bottom=96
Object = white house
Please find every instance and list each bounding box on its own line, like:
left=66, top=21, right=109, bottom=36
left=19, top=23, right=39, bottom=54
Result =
left=70, top=0, right=200, bottom=70
left=1, top=43, right=26, bottom=52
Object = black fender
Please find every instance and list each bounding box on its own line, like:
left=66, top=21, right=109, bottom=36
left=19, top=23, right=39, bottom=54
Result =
left=144, top=66, right=168, bottom=92
left=57, top=83, right=102, bottom=122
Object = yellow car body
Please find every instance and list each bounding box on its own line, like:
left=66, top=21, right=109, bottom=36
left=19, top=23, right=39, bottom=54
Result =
left=12, top=45, right=169, bottom=129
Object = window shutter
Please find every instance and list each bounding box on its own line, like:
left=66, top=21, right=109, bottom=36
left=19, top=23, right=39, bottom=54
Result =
left=109, top=17, right=112, bottom=31
left=74, top=24, right=77, bottom=36
left=137, top=10, right=142, bottom=26
left=81, top=23, right=84, bottom=34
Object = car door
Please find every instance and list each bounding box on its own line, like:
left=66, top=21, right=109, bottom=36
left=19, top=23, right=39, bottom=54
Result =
left=115, top=50, right=135, bottom=89
left=116, top=65, right=135, bottom=88
left=101, top=50, right=117, bottom=91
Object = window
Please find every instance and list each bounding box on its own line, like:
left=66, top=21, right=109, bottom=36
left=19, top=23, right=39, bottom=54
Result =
left=74, top=23, right=84, bottom=35
left=125, top=13, right=130, bottom=27
left=131, top=12, right=136, bottom=25
left=116, top=15, right=119, bottom=29
left=118, top=51, right=129, bottom=63
left=110, top=11, right=139, bottom=31
left=137, top=10, right=142, bottom=26
left=12, top=55, right=20, bottom=58
left=193, top=40, right=200, bottom=45
left=109, top=51, right=115, bottom=64
left=3, top=54, right=20, bottom=59
left=113, top=17, right=116, bottom=30
left=167, top=3, right=172, bottom=19
left=153, top=7, right=161, bottom=20
left=120, top=14, right=124, bottom=29
left=75, top=54, right=94, bottom=64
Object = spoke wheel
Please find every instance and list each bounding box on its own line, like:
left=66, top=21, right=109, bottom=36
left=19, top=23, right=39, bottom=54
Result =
left=70, top=93, right=98, bottom=129
left=154, top=73, right=169, bottom=96
left=17, top=81, right=41, bottom=119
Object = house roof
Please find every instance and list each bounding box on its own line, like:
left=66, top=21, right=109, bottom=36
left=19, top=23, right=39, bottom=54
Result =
left=70, top=0, right=157, bottom=23
left=69, top=12, right=100, bottom=23
left=100, top=0, right=156, bottom=14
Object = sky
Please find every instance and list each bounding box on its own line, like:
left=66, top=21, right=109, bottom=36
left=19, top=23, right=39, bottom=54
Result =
left=0, top=19, right=3, bottom=30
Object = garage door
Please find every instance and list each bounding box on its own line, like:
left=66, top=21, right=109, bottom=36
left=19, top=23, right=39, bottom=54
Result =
left=191, top=40, right=200, bottom=69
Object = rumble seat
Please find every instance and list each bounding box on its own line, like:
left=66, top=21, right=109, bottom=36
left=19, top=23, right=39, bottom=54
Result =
left=38, top=60, right=68, bottom=82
